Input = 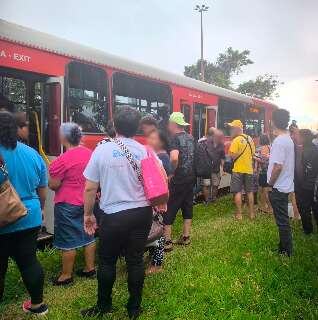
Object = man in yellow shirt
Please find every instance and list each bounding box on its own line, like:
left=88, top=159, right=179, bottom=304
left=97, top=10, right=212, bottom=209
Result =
left=228, top=120, right=256, bottom=220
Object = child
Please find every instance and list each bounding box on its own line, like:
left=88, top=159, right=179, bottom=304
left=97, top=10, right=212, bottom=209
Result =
left=145, top=130, right=172, bottom=275
left=254, top=134, right=272, bottom=214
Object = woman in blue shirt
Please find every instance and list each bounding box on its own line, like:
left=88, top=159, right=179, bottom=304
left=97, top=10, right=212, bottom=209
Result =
left=0, top=111, right=48, bottom=316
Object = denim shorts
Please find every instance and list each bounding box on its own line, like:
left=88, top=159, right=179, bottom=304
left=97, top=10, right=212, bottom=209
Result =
left=53, top=202, right=95, bottom=251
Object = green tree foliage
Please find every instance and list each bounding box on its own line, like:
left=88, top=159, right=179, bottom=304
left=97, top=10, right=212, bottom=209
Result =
left=184, top=47, right=281, bottom=99
left=184, top=47, right=253, bottom=89
left=237, top=74, right=283, bottom=100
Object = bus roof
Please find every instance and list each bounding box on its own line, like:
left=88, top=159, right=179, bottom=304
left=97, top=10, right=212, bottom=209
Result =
left=0, top=19, right=275, bottom=107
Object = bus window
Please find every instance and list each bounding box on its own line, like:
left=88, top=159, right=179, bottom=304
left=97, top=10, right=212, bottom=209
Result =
left=181, top=104, right=191, bottom=133
left=112, top=72, right=172, bottom=129
left=217, top=99, right=245, bottom=136
left=193, top=103, right=207, bottom=141
left=0, top=76, right=27, bottom=111
left=67, top=62, right=108, bottom=134
left=0, top=68, right=60, bottom=155
left=245, top=106, right=265, bottom=137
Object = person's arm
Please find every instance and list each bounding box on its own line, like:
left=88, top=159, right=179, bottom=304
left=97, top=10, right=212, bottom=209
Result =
left=37, top=186, right=47, bottom=210
left=268, top=140, right=285, bottom=187
left=48, top=157, right=65, bottom=191
left=83, top=180, right=99, bottom=236
left=170, top=149, right=179, bottom=171
left=48, top=177, right=61, bottom=191
left=268, top=163, right=283, bottom=187
left=220, top=158, right=225, bottom=175
left=229, top=138, right=240, bottom=159
left=36, top=186, right=47, bottom=224
left=82, top=150, right=101, bottom=236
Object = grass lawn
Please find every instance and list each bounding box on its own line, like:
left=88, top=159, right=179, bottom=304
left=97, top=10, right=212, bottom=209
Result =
left=1, top=196, right=318, bottom=320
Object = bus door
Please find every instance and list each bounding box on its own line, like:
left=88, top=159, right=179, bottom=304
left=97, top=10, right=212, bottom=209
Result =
left=192, top=103, right=208, bottom=141
left=181, top=101, right=192, bottom=133
left=206, top=106, right=217, bottom=130
left=41, top=77, right=64, bottom=235
left=42, top=77, right=64, bottom=157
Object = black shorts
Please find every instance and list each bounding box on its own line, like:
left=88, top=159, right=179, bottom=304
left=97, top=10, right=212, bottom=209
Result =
left=258, top=171, right=269, bottom=188
left=163, top=183, right=194, bottom=225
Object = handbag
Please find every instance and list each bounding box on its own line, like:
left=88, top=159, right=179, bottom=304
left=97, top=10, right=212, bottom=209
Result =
left=112, top=139, right=169, bottom=206
left=0, top=154, right=28, bottom=228
left=223, top=135, right=253, bottom=174
left=147, top=211, right=164, bottom=244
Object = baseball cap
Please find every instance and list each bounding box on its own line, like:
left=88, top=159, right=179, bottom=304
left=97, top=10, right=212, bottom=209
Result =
left=227, top=120, right=243, bottom=129
left=169, top=112, right=190, bottom=126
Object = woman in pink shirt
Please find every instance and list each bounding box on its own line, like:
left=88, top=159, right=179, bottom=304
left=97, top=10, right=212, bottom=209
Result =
left=49, top=123, right=96, bottom=286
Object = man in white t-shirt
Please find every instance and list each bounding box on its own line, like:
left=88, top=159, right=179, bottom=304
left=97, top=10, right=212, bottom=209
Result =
left=267, top=109, right=295, bottom=256
left=81, top=106, right=157, bottom=320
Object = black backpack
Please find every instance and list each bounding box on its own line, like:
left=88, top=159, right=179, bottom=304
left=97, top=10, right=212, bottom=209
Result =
left=194, top=140, right=213, bottom=179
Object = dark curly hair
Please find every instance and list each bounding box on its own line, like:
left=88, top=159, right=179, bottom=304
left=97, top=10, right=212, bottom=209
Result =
left=0, top=94, right=15, bottom=113
left=114, top=106, right=141, bottom=137
left=0, top=111, right=18, bottom=149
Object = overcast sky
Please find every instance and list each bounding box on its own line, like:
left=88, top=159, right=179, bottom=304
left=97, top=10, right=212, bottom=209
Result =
left=1, top=0, right=317, bottom=127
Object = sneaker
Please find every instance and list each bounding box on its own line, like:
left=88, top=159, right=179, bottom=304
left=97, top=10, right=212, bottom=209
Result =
left=128, top=308, right=143, bottom=320
left=278, top=249, right=291, bottom=257
left=76, top=269, right=96, bottom=278
left=81, top=305, right=114, bottom=317
left=22, top=300, right=48, bottom=316
left=174, top=235, right=191, bottom=246
left=51, top=276, right=74, bottom=287
left=164, top=240, right=173, bottom=252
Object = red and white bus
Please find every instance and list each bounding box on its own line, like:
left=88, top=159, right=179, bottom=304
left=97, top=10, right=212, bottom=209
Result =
left=0, top=19, right=277, bottom=234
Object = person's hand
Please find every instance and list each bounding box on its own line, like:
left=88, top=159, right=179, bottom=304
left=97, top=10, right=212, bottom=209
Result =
left=155, top=203, right=167, bottom=213
left=221, top=170, right=226, bottom=176
left=84, top=214, right=97, bottom=236
left=41, top=209, right=46, bottom=225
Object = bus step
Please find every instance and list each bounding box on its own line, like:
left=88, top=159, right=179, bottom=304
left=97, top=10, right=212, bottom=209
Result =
left=37, top=230, right=53, bottom=242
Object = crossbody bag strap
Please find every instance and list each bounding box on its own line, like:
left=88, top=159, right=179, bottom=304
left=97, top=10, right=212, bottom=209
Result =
left=233, top=135, right=248, bottom=164
left=111, top=138, right=143, bottom=183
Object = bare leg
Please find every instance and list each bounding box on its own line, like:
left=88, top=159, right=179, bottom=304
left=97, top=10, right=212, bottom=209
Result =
left=291, top=192, right=301, bottom=220
left=264, top=187, right=273, bottom=213
left=211, top=186, right=218, bottom=202
left=259, top=187, right=266, bottom=211
left=164, top=225, right=172, bottom=241
left=247, top=192, right=255, bottom=219
left=59, top=250, right=76, bottom=281
left=203, top=186, right=210, bottom=202
left=84, top=242, right=96, bottom=272
left=183, top=219, right=192, bottom=237
left=234, top=192, right=243, bottom=220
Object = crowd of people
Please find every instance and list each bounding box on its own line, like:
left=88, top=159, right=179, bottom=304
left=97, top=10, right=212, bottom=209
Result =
left=0, top=92, right=318, bottom=318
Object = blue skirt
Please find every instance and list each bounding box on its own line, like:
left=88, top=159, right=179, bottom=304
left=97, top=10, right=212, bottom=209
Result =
left=53, top=202, right=95, bottom=250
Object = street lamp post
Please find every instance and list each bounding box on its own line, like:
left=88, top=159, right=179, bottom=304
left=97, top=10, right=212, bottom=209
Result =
left=195, top=4, right=209, bottom=81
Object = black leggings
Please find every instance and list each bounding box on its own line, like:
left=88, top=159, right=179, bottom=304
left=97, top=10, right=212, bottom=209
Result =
left=97, top=206, right=152, bottom=313
left=0, top=227, right=44, bottom=304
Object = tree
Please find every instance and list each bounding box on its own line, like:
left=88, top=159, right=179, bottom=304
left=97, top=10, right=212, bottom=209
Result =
left=184, top=47, right=253, bottom=89
left=237, top=74, right=283, bottom=100
left=184, top=47, right=282, bottom=99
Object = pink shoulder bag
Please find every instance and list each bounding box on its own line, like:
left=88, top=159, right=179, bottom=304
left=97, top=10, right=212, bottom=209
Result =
left=112, top=139, right=169, bottom=206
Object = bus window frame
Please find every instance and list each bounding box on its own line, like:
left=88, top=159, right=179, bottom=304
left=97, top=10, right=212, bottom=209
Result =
left=217, top=98, right=245, bottom=136
left=244, top=105, right=265, bottom=138
left=111, top=71, right=173, bottom=133
left=65, top=61, right=109, bottom=135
